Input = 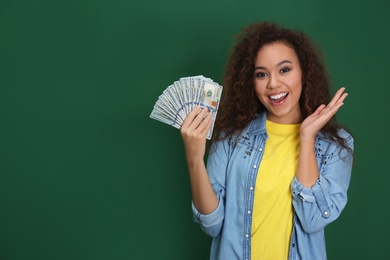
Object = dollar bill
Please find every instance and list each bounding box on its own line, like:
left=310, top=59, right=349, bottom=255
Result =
left=150, top=75, right=223, bottom=139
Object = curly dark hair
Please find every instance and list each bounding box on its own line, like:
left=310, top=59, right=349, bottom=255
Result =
left=212, top=21, right=348, bottom=149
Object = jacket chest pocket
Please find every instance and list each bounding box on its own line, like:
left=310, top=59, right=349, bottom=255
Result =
left=229, top=135, right=264, bottom=173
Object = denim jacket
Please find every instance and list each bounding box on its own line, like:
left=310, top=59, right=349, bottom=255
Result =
left=192, top=112, right=354, bottom=260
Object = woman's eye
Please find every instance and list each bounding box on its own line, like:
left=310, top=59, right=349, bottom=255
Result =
left=256, top=72, right=268, bottom=78
left=280, top=67, right=290, bottom=73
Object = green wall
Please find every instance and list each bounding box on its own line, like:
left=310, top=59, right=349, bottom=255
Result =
left=0, top=0, right=389, bottom=259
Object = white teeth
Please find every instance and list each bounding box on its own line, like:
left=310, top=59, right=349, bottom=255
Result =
left=270, top=92, right=288, bottom=100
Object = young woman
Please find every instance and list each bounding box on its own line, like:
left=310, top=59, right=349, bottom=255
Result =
left=180, top=21, right=354, bottom=260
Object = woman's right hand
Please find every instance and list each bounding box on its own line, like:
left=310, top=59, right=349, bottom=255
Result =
left=180, top=106, right=213, bottom=163
left=181, top=106, right=218, bottom=214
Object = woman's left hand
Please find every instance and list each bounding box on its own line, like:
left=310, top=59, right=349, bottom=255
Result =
left=300, top=87, right=348, bottom=140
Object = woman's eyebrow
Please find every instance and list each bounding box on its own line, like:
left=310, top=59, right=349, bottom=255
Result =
left=254, top=66, right=267, bottom=70
left=276, top=60, right=292, bottom=67
left=254, top=60, right=293, bottom=70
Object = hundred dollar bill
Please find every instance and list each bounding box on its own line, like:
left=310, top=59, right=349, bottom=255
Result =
left=150, top=75, right=223, bottom=139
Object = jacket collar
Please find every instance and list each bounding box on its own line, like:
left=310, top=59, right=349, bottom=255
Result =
left=247, top=112, right=267, bottom=137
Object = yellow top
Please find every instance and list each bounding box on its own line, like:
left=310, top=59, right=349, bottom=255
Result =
left=251, top=120, right=300, bottom=259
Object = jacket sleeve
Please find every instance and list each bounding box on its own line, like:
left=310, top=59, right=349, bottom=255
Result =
left=191, top=137, right=231, bottom=238
left=291, top=131, right=354, bottom=233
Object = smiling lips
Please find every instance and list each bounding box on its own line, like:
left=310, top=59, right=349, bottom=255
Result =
left=269, top=92, right=288, bottom=104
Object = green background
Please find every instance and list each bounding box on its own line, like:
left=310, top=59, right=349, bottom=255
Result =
left=0, top=0, right=388, bottom=259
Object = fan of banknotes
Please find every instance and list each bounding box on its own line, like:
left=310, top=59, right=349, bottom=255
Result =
left=150, top=75, right=223, bottom=139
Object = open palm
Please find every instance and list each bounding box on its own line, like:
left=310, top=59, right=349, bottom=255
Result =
left=300, top=87, right=348, bottom=139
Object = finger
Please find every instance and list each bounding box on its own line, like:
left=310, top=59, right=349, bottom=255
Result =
left=336, top=93, right=348, bottom=104
left=198, top=112, right=213, bottom=135
left=183, top=108, right=209, bottom=135
left=312, top=104, right=326, bottom=116
left=182, top=106, right=203, bottom=128
left=190, top=107, right=209, bottom=129
left=327, top=92, right=348, bottom=111
left=190, top=110, right=212, bottom=136
left=181, top=111, right=212, bottom=140
left=328, top=87, right=346, bottom=107
left=320, top=95, right=346, bottom=119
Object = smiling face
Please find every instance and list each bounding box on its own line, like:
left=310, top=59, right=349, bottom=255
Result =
left=253, top=42, right=303, bottom=124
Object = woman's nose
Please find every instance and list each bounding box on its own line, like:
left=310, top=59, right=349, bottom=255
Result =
left=267, top=74, right=281, bottom=89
